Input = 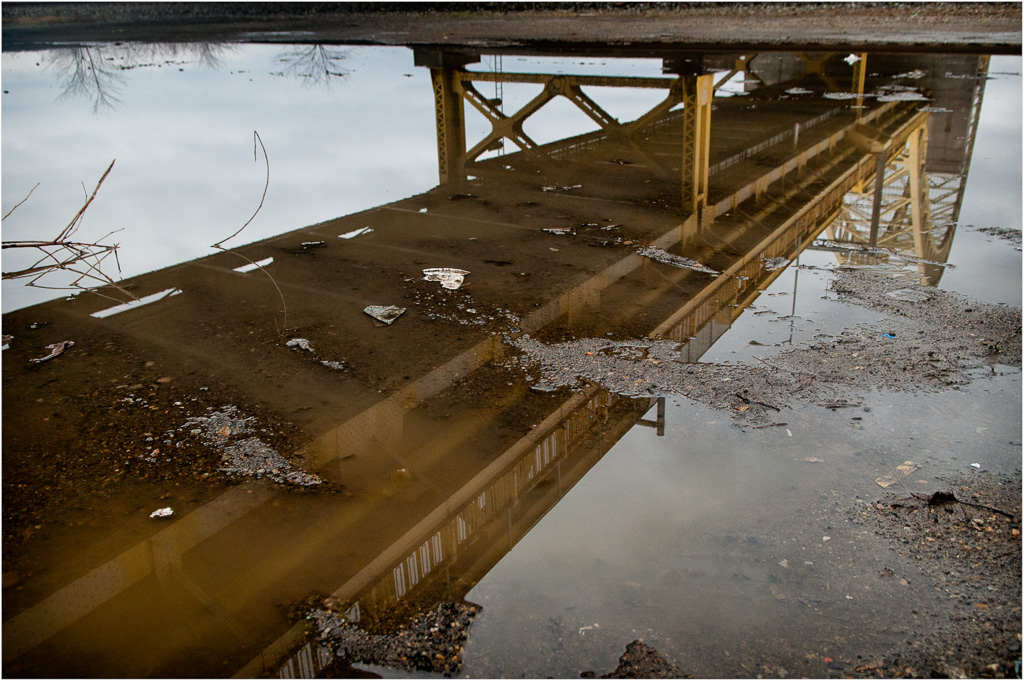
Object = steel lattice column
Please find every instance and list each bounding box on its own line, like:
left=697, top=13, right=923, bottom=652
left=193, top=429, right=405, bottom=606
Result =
left=680, top=74, right=714, bottom=222
left=906, top=124, right=931, bottom=258
left=430, top=67, right=467, bottom=184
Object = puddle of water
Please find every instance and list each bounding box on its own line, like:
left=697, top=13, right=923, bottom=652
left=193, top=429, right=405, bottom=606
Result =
left=1, top=42, right=1019, bottom=679
left=1, top=44, right=437, bottom=312
left=463, top=369, right=1021, bottom=678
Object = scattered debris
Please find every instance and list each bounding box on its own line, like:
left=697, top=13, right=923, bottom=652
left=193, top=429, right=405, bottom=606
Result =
left=762, top=256, right=790, bottom=271
left=423, top=268, right=470, bottom=290
left=1, top=334, right=11, bottom=350
left=542, top=228, right=575, bottom=236
left=814, top=239, right=953, bottom=268
left=149, top=507, right=174, bottom=519
left=29, top=340, right=74, bottom=364
left=363, top=305, right=406, bottom=326
left=541, top=184, right=582, bottom=192
left=185, top=406, right=322, bottom=487
left=320, top=360, right=346, bottom=370
left=338, top=227, right=373, bottom=239
left=301, top=241, right=326, bottom=249
left=600, top=640, right=685, bottom=679
left=637, top=246, right=719, bottom=275
left=735, top=391, right=780, bottom=412
left=844, top=53, right=862, bottom=65
left=975, top=226, right=1023, bottom=250
left=785, top=87, right=814, bottom=95
left=309, top=601, right=479, bottom=676
left=876, top=460, right=920, bottom=488
left=877, top=91, right=930, bottom=102
left=286, top=338, right=313, bottom=352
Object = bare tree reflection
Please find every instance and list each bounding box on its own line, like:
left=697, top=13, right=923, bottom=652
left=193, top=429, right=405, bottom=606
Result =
left=46, top=42, right=232, bottom=112
left=49, top=47, right=126, bottom=112
left=277, top=45, right=349, bottom=88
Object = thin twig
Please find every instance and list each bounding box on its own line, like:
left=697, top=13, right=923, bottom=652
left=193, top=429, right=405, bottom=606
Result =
left=907, top=490, right=1018, bottom=521
left=1, top=161, right=135, bottom=301
left=219, top=249, right=289, bottom=331
left=735, top=392, right=781, bottom=412
left=57, top=159, right=116, bottom=242
left=211, top=131, right=269, bottom=249
left=2, top=183, right=40, bottom=221
left=209, top=131, right=288, bottom=332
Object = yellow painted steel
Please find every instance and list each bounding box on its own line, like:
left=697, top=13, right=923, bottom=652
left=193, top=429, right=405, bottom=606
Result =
left=680, top=74, right=714, bottom=223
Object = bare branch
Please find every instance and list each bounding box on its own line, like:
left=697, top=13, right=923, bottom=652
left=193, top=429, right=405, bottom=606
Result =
left=211, top=131, right=269, bottom=249
left=2, top=183, right=41, bottom=221
left=57, top=159, right=116, bottom=243
left=2, top=161, right=134, bottom=301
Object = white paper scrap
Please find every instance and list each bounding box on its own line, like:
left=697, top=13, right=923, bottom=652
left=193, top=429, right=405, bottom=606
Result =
left=233, top=257, right=273, bottom=273
left=423, top=268, right=470, bottom=290
left=339, top=227, right=373, bottom=239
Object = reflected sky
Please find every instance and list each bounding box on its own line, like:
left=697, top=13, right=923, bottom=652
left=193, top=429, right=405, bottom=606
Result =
left=2, top=47, right=1021, bottom=313
left=940, top=55, right=1022, bottom=306
left=3, top=43, right=1021, bottom=679
left=3, top=46, right=692, bottom=312
left=1, top=45, right=437, bottom=312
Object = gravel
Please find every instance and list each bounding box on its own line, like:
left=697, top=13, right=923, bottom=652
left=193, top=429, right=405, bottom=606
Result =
left=308, top=601, right=480, bottom=676
left=508, top=266, right=1022, bottom=426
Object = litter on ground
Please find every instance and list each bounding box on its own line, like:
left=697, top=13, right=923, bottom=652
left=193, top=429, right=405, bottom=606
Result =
left=423, top=268, right=470, bottom=290
left=29, top=340, right=74, bottom=364
left=233, top=257, right=273, bottom=273
left=364, top=305, right=407, bottom=325
left=339, top=227, right=373, bottom=239
left=875, top=461, right=921, bottom=488
left=637, top=246, right=719, bottom=275
left=91, top=288, right=182, bottom=319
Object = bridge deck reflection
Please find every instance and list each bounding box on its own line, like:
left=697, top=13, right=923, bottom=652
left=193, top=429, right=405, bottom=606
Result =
left=1, top=47, right=986, bottom=678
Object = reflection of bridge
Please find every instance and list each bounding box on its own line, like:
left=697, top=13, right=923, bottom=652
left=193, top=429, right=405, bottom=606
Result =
left=2, top=48, right=987, bottom=679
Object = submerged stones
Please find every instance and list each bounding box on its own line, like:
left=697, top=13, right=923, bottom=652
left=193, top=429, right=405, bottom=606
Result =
left=600, top=640, right=686, bottom=679
left=184, top=406, right=322, bottom=487
left=636, top=246, right=719, bottom=275
left=309, top=601, right=479, bottom=676
left=509, top=267, right=1021, bottom=426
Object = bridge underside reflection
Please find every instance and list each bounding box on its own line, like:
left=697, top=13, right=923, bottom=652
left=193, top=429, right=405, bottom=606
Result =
left=1, top=47, right=989, bottom=680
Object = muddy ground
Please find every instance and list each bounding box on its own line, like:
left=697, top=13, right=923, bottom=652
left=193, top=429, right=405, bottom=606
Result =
left=2, top=2, right=1021, bottom=53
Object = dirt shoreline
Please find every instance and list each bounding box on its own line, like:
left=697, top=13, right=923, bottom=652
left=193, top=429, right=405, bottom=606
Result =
left=2, top=2, right=1021, bottom=53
